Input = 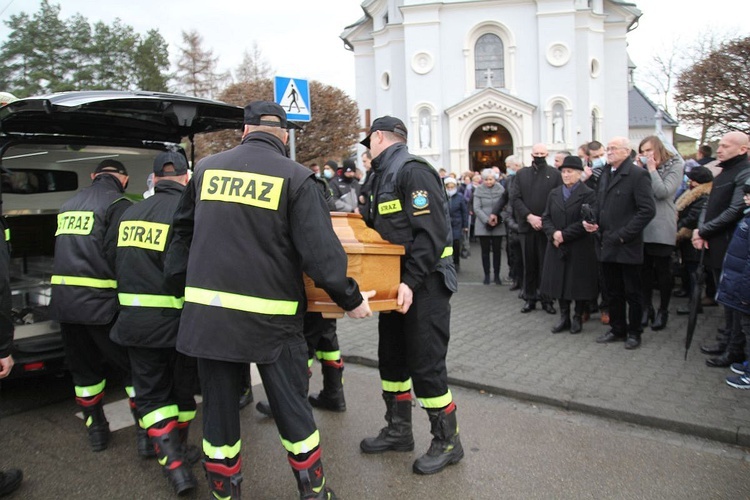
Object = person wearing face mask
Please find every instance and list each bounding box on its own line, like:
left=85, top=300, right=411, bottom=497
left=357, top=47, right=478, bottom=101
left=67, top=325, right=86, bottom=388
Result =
left=330, top=159, right=361, bottom=213
left=473, top=169, right=506, bottom=284
left=510, top=144, right=562, bottom=314
left=51, top=159, right=140, bottom=453
left=490, top=155, right=524, bottom=290
left=584, top=141, right=606, bottom=190
left=322, top=160, right=337, bottom=182
left=445, top=177, right=468, bottom=272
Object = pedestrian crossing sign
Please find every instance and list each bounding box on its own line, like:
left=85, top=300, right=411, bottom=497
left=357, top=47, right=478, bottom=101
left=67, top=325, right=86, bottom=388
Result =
left=274, top=76, right=311, bottom=122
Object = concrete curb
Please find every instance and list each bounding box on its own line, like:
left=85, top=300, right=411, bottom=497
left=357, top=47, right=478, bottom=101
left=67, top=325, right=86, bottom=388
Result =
left=344, top=354, right=747, bottom=448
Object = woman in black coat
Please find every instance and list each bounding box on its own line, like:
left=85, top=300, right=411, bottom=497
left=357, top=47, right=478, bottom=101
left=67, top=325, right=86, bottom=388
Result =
left=540, top=156, right=599, bottom=334
left=444, top=177, right=469, bottom=271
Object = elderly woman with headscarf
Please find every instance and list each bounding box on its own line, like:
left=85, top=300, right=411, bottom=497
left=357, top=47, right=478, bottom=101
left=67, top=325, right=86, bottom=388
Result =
left=540, top=156, right=599, bottom=334
left=473, top=168, right=506, bottom=284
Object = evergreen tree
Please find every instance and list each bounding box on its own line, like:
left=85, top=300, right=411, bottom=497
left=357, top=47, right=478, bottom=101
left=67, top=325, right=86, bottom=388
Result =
left=134, top=30, right=170, bottom=92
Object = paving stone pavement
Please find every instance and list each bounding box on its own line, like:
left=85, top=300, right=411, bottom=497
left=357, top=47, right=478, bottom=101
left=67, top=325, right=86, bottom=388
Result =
left=337, top=241, right=750, bottom=447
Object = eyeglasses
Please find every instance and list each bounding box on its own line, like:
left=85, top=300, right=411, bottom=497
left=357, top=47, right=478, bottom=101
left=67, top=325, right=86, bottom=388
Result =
left=606, top=146, right=627, bottom=152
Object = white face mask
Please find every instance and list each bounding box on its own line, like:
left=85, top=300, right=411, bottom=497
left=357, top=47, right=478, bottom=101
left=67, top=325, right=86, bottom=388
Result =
left=323, top=170, right=334, bottom=179
left=446, top=188, right=457, bottom=197
left=592, top=157, right=606, bottom=169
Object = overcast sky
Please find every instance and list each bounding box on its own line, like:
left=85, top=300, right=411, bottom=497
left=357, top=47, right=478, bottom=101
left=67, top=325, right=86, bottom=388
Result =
left=1, top=0, right=748, bottom=99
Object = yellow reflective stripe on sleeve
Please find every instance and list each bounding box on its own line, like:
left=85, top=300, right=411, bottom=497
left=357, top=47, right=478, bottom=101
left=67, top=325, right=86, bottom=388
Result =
left=185, top=286, right=298, bottom=316
left=315, top=350, right=341, bottom=361
left=118, top=293, right=185, bottom=309
left=381, top=379, right=412, bottom=393
left=56, top=211, right=95, bottom=236
left=203, top=439, right=242, bottom=460
left=378, top=199, right=402, bottom=215
left=141, top=405, right=179, bottom=429
left=417, top=390, right=453, bottom=409
left=280, top=429, right=320, bottom=455
left=200, top=169, right=283, bottom=210
left=52, top=275, right=117, bottom=289
left=441, top=246, right=453, bottom=258
left=75, top=379, right=107, bottom=398
left=118, top=220, right=170, bottom=251
left=178, top=410, right=197, bottom=423
left=4, top=228, right=9, bottom=241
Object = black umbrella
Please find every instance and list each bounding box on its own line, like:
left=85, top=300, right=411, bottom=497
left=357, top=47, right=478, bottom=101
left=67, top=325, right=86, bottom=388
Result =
left=685, top=248, right=706, bottom=360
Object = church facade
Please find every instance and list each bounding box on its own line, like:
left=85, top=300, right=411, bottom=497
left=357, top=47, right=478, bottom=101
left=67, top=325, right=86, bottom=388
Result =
left=341, top=0, right=642, bottom=173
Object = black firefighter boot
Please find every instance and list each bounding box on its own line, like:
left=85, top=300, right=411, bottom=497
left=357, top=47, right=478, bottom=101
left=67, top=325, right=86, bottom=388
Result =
left=308, top=359, right=346, bottom=412
left=413, top=402, right=465, bottom=475
left=551, top=300, right=571, bottom=333
left=176, top=421, right=201, bottom=466
left=149, top=420, right=197, bottom=496
left=130, top=398, right=156, bottom=458
left=289, top=450, right=337, bottom=500
left=360, top=392, right=415, bottom=453
left=77, top=394, right=110, bottom=452
left=204, top=457, right=242, bottom=500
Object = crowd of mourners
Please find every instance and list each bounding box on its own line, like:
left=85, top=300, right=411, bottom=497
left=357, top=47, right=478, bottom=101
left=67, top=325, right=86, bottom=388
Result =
left=435, top=132, right=750, bottom=391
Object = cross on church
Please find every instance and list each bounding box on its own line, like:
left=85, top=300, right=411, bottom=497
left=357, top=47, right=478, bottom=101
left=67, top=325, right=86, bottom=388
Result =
left=484, top=68, right=494, bottom=88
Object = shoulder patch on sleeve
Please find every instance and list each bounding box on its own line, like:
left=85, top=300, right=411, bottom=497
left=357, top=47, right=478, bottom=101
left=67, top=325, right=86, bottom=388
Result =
left=411, top=190, right=429, bottom=210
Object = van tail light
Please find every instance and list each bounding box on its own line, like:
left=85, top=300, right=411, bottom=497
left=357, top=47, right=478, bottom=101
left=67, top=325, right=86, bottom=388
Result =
left=23, top=361, right=45, bottom=372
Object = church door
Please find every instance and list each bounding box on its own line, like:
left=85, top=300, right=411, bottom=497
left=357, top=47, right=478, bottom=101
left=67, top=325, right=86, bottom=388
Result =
left=468, top=123, right=513, bottom=172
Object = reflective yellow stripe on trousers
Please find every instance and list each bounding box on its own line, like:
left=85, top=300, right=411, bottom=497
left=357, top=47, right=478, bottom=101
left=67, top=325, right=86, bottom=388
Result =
left=118, top=293, right=184, bottom=309
left=51, top=275, right=117, bottom=289
left=280, top=429, right=320, bottom=455
left=185, top=286, right=298, bottom=315
left=203, top=439, right=241, bottom=460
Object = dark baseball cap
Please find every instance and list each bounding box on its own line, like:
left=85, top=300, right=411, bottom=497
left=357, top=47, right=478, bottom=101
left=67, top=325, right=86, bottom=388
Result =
left=153, top=151, right=189, bottom=177
left=360, top=116, right=408, bottom=149
left=94, top=159, right=128, bottom=176
left=243, top=100, right=301, bottom=130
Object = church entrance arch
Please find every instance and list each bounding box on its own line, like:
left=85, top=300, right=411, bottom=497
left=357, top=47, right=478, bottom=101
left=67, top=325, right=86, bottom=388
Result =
left=468, top=122, right=513, bottom=172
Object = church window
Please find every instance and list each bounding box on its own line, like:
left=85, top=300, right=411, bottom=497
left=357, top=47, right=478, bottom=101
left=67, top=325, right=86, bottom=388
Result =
left=474, top=34, right=504, bottom=89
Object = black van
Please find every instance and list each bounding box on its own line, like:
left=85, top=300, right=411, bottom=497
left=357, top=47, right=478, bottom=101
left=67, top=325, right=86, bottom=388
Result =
left=0, top=91, right=243, bottom=378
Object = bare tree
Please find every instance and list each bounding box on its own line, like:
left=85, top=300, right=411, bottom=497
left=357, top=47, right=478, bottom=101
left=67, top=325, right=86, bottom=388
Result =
left=174, top=29, right=227, bottom=98
left=235, top=41, right=273, bottom=83
left=675, top=36, right=750, bottom=142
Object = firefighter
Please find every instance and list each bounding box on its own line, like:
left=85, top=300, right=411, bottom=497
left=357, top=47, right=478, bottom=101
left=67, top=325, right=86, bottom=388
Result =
left=110, top=151, right=199, bottom=495
left=359, top=116, right=464, bottom=475
left=50, top=160, right=148, bottom=454
left=164, top=101, right=374, bottom=499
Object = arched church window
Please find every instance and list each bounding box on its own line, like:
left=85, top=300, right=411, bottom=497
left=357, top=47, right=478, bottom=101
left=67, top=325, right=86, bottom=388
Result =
left=474, top=34, right=504, bottom=89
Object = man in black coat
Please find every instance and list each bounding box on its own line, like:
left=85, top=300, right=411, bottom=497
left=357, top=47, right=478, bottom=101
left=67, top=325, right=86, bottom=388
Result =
left=584, top=137, right=655, bottom=350
left=693, top=131, right=750, bottom=366
left=510, top=144, right=562, bottom=314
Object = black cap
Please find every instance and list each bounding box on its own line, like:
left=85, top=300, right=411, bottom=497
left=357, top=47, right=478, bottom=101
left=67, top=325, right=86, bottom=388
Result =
left=153, top=151, right=189, bottom=177
left=342, top=159, right=356, bottom=173
left=243, top=100, right=301, bottom=130
left=687, top=166, right=713, bottom=185
left=560, top=155, right=584, bottom=171
left=94, top=159, right=128, bottom=176
left=360, top=116, right=408, bottom=148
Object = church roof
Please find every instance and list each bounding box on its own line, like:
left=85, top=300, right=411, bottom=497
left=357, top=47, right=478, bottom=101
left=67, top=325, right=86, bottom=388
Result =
left=628, top=86, right=678, bottom=128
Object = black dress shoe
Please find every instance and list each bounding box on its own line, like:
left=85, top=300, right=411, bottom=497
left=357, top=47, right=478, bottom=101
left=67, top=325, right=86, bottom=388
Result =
left=624, top=334, right=641, bottom=350
left=706, top=351, right=745, bottom=368
left=551, top=317, right=571, bottom=333
left=699, top=342, right=727, bottom=355
left=542, top=302, right=557, bottom=314
left=651, top=309, right=668, bottom=331
left=521, top=301, right=536, bottom=313
left=570, top=316, right=582, bottom=334
left=509, top=282, right=521, bottom=291
left=596, top=331, right=626, bottom=343
left=673, top=289, right=689, bottom=298
left=677, top=305, right=702, bottom=315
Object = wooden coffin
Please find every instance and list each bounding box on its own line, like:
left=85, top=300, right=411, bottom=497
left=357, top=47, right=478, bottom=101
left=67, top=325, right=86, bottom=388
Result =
left=304, top=212, right=405, bottom=317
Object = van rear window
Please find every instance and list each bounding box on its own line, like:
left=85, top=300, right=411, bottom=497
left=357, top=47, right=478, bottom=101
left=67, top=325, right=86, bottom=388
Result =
left=2, top=169, right=78, bottom=194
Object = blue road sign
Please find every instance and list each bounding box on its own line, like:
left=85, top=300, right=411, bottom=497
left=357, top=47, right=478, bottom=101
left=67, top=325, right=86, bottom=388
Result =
left=274, top=76, right=311, bottom=122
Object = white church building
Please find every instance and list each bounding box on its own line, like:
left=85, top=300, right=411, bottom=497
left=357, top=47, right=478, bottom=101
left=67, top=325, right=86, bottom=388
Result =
left=341, top=0, right=643, bottom=173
